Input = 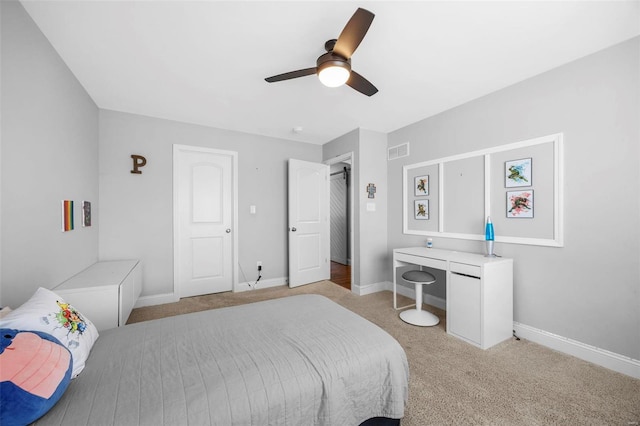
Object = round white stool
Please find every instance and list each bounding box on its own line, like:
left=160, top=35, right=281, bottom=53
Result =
left=399, top=270, right=440, bottom=326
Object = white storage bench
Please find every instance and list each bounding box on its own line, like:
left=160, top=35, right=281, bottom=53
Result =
left=54, top=260, right=141, bottom=331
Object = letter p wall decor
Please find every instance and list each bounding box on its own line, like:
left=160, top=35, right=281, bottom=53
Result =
left=131, top=155, right=147, bottom=174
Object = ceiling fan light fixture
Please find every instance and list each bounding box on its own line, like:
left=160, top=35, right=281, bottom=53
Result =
left=318, top=62, right=351, bottom=88
left=264, top=8, right=377, bottom=95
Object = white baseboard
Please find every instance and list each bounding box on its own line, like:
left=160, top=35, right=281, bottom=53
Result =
left=353, top=281, right=389, bottom=296
left=135, top=277, right=288, bottom=306
left=235, top=276, right=287, bottom=292
left=135, top=292, right=179, bottom=308
left=513, top=322, right=640, bottom=379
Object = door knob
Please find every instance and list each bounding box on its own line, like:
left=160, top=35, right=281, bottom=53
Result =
left=291, top=227, right=297, bottom=232
left=226, top=229, right=231, bottom=233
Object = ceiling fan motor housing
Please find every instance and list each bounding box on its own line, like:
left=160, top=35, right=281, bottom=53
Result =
left=316, top=52, right=352, bottom=74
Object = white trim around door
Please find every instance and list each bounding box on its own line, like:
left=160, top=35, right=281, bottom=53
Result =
left=173, top=144, right=239, bottom=298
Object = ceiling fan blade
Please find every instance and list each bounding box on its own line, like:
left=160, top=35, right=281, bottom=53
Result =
left=346, top=71, right=378, bottom=96
left=333, top=8, right=375, bottom=59
left=265, top=67, right=317, bottom=83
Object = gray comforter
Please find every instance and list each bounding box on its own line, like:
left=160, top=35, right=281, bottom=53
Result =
left=36, top=294, right=409, bottom=425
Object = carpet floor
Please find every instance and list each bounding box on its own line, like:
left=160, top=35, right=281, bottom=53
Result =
left=128, top=281, right=640, bottom=425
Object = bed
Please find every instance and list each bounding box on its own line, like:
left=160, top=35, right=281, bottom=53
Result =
left=23, top=293, right=408, bottom=425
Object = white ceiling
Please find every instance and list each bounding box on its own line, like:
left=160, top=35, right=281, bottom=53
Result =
left=20, top=0, right=640, bottom=145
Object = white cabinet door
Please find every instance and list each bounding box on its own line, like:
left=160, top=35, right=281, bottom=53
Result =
left=449, top=272, right=481, bottom=345
left=119, top=273, right=135, bottom=327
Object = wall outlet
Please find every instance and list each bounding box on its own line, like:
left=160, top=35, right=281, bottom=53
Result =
left=257, top=261, right=262, bottom=269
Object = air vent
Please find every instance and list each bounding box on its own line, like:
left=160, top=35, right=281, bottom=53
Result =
left=388, top=142, right=410, bottom=160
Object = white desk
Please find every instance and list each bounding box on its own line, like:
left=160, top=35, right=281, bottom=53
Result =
left=393, top=247, right=513, bottom=350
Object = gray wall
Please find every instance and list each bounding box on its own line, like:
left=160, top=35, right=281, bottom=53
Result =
left=99, top=110, right=321, bottom=298
left=387, top=37, right=640, bottom=360
left=358, top=129, right=388, bottom=286
left=0, top=1, right=99, bottom=307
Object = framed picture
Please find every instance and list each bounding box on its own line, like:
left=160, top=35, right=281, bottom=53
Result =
left=507, top=190, right=534, bottom=218
left=505, top=158, right=532, bottom=188
left=414, top=199, right=429, bottom=220
left=82, top=201, right=92, bottom=227
left=414, top=175, right=429, bottom=196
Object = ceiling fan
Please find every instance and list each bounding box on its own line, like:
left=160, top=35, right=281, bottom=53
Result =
left=264, top=8, right=378, bottom=96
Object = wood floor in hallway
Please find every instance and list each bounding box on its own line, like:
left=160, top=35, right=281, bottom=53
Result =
left=330, top=261, right=351, bottom=290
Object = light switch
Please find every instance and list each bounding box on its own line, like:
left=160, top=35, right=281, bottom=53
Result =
left=366, top=202, right=376, bottom=212
left=250, top=205, right=256, bottom=214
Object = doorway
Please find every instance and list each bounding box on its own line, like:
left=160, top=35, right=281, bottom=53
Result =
left=327, top=154, right=353, bottom=290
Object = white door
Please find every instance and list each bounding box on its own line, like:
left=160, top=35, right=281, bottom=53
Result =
left=288, top=159, right=330, bottom=287
left=174, top=145, right=237, bottom=298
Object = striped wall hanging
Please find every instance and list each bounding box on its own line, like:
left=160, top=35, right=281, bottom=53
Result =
left=61, top=200, right=74, bottom=232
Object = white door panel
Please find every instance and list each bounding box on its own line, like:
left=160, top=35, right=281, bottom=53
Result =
left=192, top=164, right=223, bottom=223
left=298, top=233, right=321, bottom=270
left=288, top=159, right=330, bottom=287
left=174, top=145, right=236, bottom=298
left=191, top=237, right=223, bottom=278
left=297, top=169, right=321, bottom=222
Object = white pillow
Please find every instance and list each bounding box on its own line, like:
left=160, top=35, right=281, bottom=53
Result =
left=0, top=287, right=99, bottom=377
